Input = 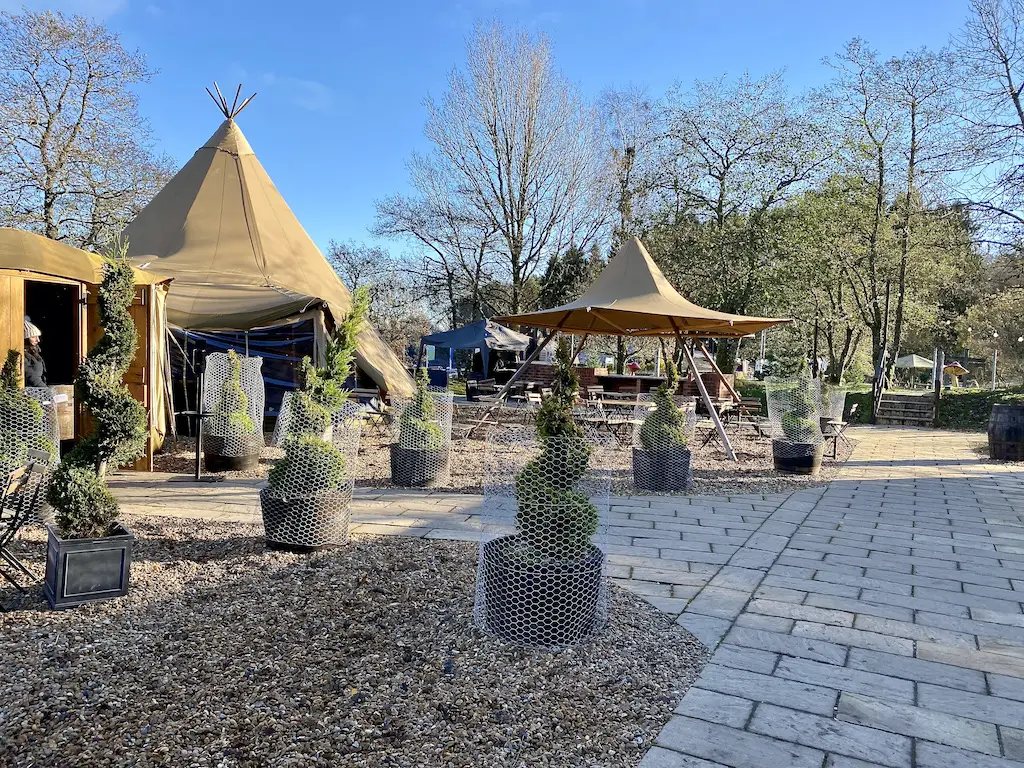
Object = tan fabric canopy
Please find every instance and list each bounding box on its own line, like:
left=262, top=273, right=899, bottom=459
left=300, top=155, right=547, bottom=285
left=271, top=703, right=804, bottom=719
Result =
left=122, top=119, right=413, bottom=397
left=498, top=237, right=790, bottom=337
left=0, top=228, right=167, bottom=286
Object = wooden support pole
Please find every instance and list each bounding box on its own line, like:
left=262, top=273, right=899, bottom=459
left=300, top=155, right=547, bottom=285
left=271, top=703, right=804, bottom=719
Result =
left=679, top=334, right=736, bottom=461
left=696, top=340, right=741, bottom=403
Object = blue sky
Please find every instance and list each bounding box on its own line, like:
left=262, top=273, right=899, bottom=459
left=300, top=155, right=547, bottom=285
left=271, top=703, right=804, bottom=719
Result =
left=7, top=0, right=972, bottom=252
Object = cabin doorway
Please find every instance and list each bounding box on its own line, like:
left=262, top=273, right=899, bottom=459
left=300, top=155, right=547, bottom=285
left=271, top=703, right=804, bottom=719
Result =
left=24, top=280, right=80, bottom=386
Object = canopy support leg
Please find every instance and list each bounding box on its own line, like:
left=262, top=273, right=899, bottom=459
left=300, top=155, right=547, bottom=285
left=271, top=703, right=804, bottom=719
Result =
left=680, top=336, right=736, bottom=461
left=696, top=340, right=741, bottom=403
left=468, top=327, right=558, bottom=438
left=415, top=342, right=425, bottom=371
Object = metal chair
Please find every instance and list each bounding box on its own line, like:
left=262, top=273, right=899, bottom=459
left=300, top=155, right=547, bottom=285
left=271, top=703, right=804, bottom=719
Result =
left=0, top=451, right=49, bottom=593
left=822, top=402, right=857, bottom=459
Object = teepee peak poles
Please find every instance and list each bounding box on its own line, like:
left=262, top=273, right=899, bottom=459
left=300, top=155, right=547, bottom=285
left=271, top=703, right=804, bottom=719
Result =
left=205, top=82, right=257, bottom=119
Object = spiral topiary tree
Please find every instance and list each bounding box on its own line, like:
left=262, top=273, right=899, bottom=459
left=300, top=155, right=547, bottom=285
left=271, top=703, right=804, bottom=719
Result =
left=209, top=350, right=255, bottom=436
left=639, top=359, right=688, bottom=451
left=765, top=375, right=823, bottom=475
left=390, top=363, right=453, bottom=487
left=47, top=244, right=147, bottom=539
left=475, top=336, right=609, bottom=648
left=514, top=338, right=596, bottom=560
left=261, top=287, right=368, bottom=550
left=398, top=368, right=445, bottom=449
left=633, top=356, right=694, bottom=492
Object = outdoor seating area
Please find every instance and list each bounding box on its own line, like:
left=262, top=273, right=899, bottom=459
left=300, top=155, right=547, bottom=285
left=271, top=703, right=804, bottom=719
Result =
left=7, top=3, right=1024, bottom=764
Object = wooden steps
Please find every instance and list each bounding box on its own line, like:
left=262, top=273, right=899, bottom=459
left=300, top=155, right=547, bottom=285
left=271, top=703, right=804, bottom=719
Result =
left=875, top=393, right=935, bottom=427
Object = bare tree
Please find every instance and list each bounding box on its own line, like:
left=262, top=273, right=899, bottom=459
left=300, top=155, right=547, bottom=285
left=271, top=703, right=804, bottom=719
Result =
left=599, top=85, right=661, bottom=372
left=374, top=150, right=499, bottom=328
left=819, top=40, right=903, bottom=385
left=327, top=239, right=432, bottom=360
left=420, top=22, right=606, bottom=313
left=955, top=0, right=1024, bottom=232
left=599, top=85, right=661, bottom=248
left=882, top=48, right=958, bottom=369
left=650, top=71, right=829, bottom=367
left=0, top=10, right=170, bottom=248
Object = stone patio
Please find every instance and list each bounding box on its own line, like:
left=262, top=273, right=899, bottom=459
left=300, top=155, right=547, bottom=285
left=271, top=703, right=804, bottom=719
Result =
left=109, top=426, right=1024, bottom=767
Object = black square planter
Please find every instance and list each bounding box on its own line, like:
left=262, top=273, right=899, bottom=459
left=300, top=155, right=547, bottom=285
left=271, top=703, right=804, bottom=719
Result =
left=43, top=523, right=133, bottom=609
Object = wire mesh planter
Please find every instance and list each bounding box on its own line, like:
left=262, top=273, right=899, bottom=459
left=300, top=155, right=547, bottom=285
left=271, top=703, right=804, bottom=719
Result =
left=765, top=377, right=824, bottom=475
left=261, top=398, right=361, bottom=551
left=631, top=394, right=697, bottom=493
left=0, top=387, right=60, bottom=523
left=389, top=385, right=454, bottom=488
left=821, top=386, right=848, bottom=427
left=202, top=352, right=265, bottom=471
left=474, top=426, right=612, bottom=649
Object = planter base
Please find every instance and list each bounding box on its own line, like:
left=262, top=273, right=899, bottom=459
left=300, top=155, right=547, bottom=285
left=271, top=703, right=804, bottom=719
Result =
left=390, top=445, right=449, bottom=487
left=772, top=440, right=824, bottom=475
left=43, top=522, right=133, bottom=609
left=632, top=447, right=692, bottom=492
left=260, top=486, right=351, bottom=551
left=478, top=534, right=604, bottom=648
left=203, top=434, right=263, bottom=472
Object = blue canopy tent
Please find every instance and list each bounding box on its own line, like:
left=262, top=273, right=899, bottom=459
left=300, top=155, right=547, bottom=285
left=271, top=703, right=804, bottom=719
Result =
left=417, top=319, right=531, bottom=376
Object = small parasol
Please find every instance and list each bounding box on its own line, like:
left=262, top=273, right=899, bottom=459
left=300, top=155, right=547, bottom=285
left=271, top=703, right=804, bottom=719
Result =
left=943, top=361, right=969, bottom=376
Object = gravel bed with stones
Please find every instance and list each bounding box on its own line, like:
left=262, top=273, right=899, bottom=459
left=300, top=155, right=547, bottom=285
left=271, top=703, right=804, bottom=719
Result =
left=0, top=516, right=709, bottom=768
left=157, top=429, right=853, bottom=497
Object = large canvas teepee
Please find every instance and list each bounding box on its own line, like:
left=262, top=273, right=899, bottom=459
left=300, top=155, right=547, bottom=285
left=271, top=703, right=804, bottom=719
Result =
left=122, top=90, right=413, bottom=397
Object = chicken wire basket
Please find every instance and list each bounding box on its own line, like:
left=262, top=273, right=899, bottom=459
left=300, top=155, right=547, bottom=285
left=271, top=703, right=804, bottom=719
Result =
left=822, top=387, right=848, bottom=423
left=631, top=393, right=697, bottom=493
left=272, top=392, right=362, bottom=447
left=765, top=377, right=824, bottom=474
left=202, top=352, right=265, bottom=471
left=0, top=387, right=60, bottom=522
left=260, top=393, right=362, bottom=552
left=389, top=386, right=454, bottom=487
left=474, top=426, right=613, bottom=650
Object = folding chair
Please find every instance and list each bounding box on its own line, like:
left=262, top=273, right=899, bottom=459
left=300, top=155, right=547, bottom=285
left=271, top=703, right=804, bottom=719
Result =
left=0, top=451, right=49, bottom=592
left=362, top=396, right=392, bottom=439
left=822, top=403, right=857, bottom=459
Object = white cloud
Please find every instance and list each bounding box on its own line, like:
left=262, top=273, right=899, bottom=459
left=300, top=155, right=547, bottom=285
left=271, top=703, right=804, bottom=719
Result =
left=262, top=73, right=335, bottom=113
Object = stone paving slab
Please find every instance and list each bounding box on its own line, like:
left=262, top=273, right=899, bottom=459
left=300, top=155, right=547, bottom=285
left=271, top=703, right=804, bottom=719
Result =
left=109, top=426, right=1024, bottom=767
left=642, top=427, right=1024, bottom=768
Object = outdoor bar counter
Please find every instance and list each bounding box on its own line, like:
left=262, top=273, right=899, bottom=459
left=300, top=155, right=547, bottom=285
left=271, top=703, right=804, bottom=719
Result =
left=596, top=373, right=668, bottom=393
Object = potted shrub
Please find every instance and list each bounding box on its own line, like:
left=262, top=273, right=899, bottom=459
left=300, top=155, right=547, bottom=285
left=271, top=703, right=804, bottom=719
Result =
left=0, top=350, right=57, bottom=476
left=44, top=247, right=148, bottom=609
left=260, top=288, right=368, bottom=552
left=202, top=350, right=263, bottom=471
left=477, top=339, right=605, bottom=648
left=632, top=359, right=692, bottom=492
left=390, top=367, right=451, bottom=487
left=767, top=378, right=824, bottom=475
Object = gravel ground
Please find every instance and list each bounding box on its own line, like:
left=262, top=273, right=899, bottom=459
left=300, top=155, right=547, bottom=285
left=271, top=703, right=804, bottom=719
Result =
left=157, top=428, right=854, bottom=496
left=1, top=516, right=709, bottom=768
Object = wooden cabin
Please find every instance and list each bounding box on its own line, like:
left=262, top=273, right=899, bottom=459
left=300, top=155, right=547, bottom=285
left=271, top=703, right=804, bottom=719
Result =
left=0, top=228, right=171, bottom=470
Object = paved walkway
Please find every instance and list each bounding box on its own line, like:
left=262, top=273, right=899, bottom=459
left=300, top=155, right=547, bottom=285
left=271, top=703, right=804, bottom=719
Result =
left=109, top=427, right=1024, bottom=767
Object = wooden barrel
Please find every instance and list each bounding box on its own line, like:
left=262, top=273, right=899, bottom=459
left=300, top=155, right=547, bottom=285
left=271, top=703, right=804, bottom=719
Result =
left=988, top=403, right=1024, bottom=460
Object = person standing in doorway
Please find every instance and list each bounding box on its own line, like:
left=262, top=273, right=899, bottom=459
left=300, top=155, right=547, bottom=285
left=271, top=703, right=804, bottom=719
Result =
left=23, top=316, right=46, bottom=387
